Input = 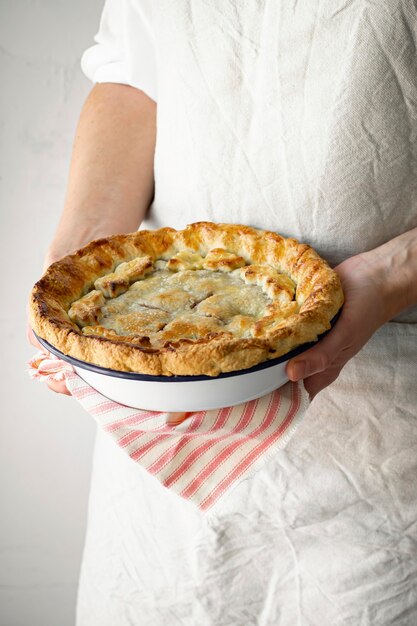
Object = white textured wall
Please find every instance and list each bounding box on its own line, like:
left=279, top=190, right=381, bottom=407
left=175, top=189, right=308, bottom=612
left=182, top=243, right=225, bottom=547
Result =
left=0, top=2, right=104, bottom=625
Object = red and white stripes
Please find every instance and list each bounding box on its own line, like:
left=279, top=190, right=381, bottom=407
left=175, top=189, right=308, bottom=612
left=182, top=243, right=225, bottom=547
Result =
left=65, top=370, right=306, bottom=512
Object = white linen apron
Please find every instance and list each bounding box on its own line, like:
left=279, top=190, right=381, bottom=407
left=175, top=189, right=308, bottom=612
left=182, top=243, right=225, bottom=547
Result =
left=78, top=1, right=417, bottom=624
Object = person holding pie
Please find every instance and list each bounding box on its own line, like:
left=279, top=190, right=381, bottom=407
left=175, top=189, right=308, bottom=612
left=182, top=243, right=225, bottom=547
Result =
left=28, top=1, right=417, bottom=624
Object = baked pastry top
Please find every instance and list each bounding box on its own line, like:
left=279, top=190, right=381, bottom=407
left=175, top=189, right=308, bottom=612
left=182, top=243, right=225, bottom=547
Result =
left=29, top=222, right=344, bottom=376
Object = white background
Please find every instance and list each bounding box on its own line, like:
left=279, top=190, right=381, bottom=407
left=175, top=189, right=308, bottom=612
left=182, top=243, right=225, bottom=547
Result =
left=1, top=1, right=105, bottom=624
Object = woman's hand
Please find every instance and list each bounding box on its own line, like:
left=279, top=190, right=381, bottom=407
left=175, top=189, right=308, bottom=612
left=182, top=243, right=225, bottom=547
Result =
left=27, top=251, right=71, bottom=395
left=286, top=238, right=416, bottom=400
left=27, top=324, right=71, bottom=396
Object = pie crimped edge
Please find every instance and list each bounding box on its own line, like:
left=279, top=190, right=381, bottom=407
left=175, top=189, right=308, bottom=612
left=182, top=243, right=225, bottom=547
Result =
left=29, top=222, right=344, bottom=377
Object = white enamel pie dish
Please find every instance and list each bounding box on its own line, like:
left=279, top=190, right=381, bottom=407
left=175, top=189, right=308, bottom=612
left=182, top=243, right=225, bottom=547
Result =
left=30, top=224, right=343, bottom=412
left=36, top=315, right=338, bottom=412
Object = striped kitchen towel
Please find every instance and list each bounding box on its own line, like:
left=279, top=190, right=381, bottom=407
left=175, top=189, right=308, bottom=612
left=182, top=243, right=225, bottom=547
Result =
left=28, top=350, right=309, bottom=512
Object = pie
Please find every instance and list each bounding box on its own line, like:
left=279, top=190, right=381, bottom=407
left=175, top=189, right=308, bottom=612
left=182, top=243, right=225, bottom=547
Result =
left=29, top=222, right=344, bottom=376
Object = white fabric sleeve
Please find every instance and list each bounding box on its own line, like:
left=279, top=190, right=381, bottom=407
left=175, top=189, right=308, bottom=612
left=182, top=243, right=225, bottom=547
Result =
left=81, top=0, right=157, bottom=102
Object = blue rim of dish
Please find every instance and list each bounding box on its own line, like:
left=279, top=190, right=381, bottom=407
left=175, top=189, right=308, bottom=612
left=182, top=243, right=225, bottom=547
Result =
left=34, top=310, right=340, bottom=382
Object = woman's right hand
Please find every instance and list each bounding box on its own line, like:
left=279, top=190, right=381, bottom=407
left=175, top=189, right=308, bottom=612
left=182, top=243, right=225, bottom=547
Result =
left=27, top=325, right=71, bottom=396
left=27, top=252, right=71, bottom=396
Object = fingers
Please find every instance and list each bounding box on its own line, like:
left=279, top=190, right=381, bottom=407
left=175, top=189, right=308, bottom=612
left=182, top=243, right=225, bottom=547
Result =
left=47, top=379, right=71, bottom=396
left=302, top=367, right=341, bottom=401
left=27, top=324, right=43, bottom=350
left=27, top=324, right=71, bottom=396
left=285, top=307, right=366, bottom=398
left=287, top=315, right=354, bottom=382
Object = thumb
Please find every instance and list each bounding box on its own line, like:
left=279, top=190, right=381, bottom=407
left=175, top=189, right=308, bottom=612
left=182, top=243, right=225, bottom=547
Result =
left=286, top=318, right=353, bottom=381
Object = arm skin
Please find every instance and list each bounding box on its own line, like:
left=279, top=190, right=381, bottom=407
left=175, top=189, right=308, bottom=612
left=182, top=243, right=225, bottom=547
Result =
left=43, top=83, right=156, bottom=266
left=287, top=227, right=417, bottom=399
left=28, top=82, right=157, bottom=394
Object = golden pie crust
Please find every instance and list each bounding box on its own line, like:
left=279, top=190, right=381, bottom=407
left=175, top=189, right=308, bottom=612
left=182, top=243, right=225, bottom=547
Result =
left=29, top=222, right=344, bottom=376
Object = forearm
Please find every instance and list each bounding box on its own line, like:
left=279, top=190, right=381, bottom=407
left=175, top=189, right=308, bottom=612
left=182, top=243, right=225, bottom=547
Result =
left=45, top=83, right=156, bottom=267
left=360, top=226, right=417, bottom=320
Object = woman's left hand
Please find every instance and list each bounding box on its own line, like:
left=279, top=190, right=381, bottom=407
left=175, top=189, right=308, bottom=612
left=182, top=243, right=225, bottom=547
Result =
left=286, top=250, right=403, bottom=400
